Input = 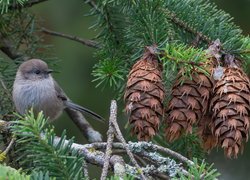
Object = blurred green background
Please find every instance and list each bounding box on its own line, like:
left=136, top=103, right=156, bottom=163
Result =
left=29, top=0, right=250, bottom=179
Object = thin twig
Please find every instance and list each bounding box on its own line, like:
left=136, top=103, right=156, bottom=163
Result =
left=110, top=100, right=147, bottom=180
left=42, top=28, right=100, bottom=48
left=100, top=100, right=116, bottom=180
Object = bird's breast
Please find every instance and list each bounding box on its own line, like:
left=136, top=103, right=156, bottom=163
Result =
left=13, top=78, right=64, bottom=121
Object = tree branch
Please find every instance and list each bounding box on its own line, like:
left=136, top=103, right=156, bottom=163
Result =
left=42, top=28, right=100, bottom=48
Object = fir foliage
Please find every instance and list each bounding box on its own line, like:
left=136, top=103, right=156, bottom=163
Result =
left=11, top=111, right=85, bottom=179
left=91, top=0, right=249, bottom=91
left=160, top=43, right=210, bottom=80
left=174, top=158, right=220, bottom=180
left=0, top=0, right=28, bottom=14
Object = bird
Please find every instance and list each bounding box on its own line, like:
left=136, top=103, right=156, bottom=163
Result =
left=12, top=59, right=104, bottom=122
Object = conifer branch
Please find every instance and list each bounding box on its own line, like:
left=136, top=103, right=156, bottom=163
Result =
left=164, top=9, right=212, bottom=44
left=42, top=28, right=100, bottom=48
left=9, top=0, right=49, bottom=10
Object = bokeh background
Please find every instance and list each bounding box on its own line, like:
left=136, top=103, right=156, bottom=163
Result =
left=28, top=0, right=250, bottom=179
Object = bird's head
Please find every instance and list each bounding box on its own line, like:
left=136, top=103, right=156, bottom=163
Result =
left=18, top=59, right=53, bottom=81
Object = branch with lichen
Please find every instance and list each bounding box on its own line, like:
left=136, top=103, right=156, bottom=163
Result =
left=0, top=100, right=220, bottom=179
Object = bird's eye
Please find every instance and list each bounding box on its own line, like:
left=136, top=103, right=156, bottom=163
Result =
left=34, top=69, right=41, bottom=74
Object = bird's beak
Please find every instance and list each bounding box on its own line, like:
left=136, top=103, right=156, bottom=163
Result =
left=47, top=69, right=53, bottom=74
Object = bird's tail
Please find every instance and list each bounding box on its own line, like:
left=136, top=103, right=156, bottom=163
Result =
left=65, top=101, right=105, bottom=122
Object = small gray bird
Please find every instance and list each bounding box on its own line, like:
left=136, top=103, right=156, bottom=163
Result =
left=12, top=59, right=104, bottom=122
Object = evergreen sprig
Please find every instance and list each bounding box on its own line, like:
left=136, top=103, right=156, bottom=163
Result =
left=174, top=158, right=220, bottom=180
left=92, top=54, right=125, bottom=89
left=160, top=43, right=210, bottom=81
left=0, top=0, right=28, bottom=14
left=90, top=0, right=249, bottom=92
left=11, top=111, right=84, bottom=179
left=163, top=0, right=247, bottom=54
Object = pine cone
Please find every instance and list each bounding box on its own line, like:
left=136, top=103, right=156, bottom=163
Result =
left=124, top=46, right=165, bottom=141
left=210, top=67, right=250, bottom=158
left=165, top=68, right=214, bottom=142
left=197, top=115, right=217, bottom=151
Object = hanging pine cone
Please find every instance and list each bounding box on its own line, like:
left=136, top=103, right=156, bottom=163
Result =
left=197, top=115, right=217, bottom=152
left=124, top=46, right=165, bottom=141
left=210, top=66, right=250, bottom=158
left=165, top=67, right=214, bottom=142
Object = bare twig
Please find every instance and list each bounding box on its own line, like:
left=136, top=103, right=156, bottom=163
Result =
left=9, top=0, right=49, bottom=10
left=101, top=100, right=116, bottom=180
left=42, top=28, right=100, bottom=48
left=65, top=108, right=102, bottom=143
left=110, top=100, right=147, bottom=180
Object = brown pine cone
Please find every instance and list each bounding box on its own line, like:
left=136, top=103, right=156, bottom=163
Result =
left=210, top=67, right=250, bottom=158
left=165, top=67, right=214, bottom=142
left=124, top=46, right=165, bottom=141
